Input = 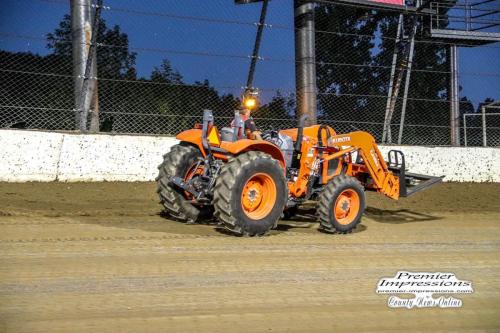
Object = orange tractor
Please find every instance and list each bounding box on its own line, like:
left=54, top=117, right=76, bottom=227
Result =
left=157, top=110, right=441, bottom=236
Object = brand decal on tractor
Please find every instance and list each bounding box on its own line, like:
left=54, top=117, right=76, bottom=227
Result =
left=329, top=136, right=351, bottom=144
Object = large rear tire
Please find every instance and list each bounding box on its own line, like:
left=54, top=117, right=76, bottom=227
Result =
left=318, top=175, right=366, bottom=233
left=157, top=144, right=213, bottom=223
left=213, top=151, right=287, bottom=236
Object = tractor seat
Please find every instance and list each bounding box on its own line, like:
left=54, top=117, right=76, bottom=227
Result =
left=220, top=127, right=237, bottom=142
left=221, top=111, right=246, bottom=142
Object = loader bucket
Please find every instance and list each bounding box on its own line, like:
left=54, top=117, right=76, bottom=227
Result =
left=387, top=150, right=444, bottom=197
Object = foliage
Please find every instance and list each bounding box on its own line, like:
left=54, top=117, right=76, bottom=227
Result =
left=315, top=3, right=454, bottom=129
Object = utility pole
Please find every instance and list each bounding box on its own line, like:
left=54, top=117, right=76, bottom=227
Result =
left=294, top=0, right=317, bottom=126
left=71, top=0, right=99, bottom=132
left=246, top=0, right=269, bottom=90
left=449, top=44, right=460, bottom=146
left=236, top=0, right=318, bottom=124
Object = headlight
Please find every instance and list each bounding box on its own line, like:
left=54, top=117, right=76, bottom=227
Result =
left=242, top=89, right=259, bottom=110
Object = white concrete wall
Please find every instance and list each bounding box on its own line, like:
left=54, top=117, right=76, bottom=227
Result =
left=0, top=130, right=63, bottom=182
left=1, top=129, right=499, bottom=182
left=0, top=130, right=176, bottom=182
left=57, top=133, right=177, bottom=181
left=378, top=145, right=499, bottom=182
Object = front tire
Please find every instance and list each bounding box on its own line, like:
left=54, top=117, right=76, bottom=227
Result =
left=318, top=175, right=366, bottom=233
left=157, top=144, right=212, bottom=223
left=213, top=151, right=287, bottom=236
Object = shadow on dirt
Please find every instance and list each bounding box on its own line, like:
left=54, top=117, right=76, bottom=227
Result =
left=77, top=206, right=374, bottom=237
left=211, top=206, right=369, bottom=236
left=278, top=214, right=367, bottom=234
left=286, top=207, right=317, bottom=223
left=317, top=224, right=367, bottom=234
left=213, top=223, right=367, bottom=236
left=365, top=207, right=443, bottom=224
left=275, top=223, right=315, bottom=232
left=276, top=205, right=368, bottom=235
left=212, top=222, right=318, bottom=237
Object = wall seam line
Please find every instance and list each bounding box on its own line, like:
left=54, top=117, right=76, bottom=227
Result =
left=54, top=134, right=65, bottom=181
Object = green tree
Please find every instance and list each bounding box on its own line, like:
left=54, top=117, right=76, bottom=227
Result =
left=315, top=4, right=380, bottom=124
left=151, top=59, right=183, bottom=84
left=46, top=14, right=137, bottom=79
left=46, top=14, right=72, bottom=57
left=314, top=3, right=460, bottom=144
left=256, top=91, right=295, bottom=129
left=1, top=13, right=271, bottom=133
left=0, top=50, right=74, bottom=129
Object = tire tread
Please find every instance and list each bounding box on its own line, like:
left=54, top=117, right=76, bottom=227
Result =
left=318, top=174, right=365, bottom=233
left=213, top=151, right=285, bottom=236
left=157, top=144, right=211, bottom=223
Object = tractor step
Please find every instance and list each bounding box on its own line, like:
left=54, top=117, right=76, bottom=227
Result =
left=387, top=150, right=444, bottom=197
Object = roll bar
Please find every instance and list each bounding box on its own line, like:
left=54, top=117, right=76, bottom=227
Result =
left=233, top=111, right=245, bottom=140
left=202, top=109, right=214, bottom=153
left=295, top=115, right=309, bottom=152
left=317, top=124, right=331, bottom=148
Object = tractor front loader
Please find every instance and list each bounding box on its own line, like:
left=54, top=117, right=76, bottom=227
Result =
left=157, top=110, right=442, bottom=236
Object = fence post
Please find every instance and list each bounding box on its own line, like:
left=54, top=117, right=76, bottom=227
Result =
left=71, top=0, right=99, bottom=132
left=397, top=23, right=417, bottom=145
left=449, top=44, right=461, bottom=146
left=463, top=113, right=468, bottom=147
left=294, top=0, right=317, bottom=126
left=382, top=14, right=403, bottom=144
left=482, top=106, right=487, bottom=147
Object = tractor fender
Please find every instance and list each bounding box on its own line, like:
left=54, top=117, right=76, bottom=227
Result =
left=176, top=130, right=286, bottom=169
left=220, top=140, right=286, bottom=169
left=176, top=129, right=206, bottom=155
left=280, top=125, right=336, bottom=144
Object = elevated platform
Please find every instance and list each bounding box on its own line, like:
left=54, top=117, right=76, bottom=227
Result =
left=427, top=0, right=500, bottom=46
left=430, top=28, right=500, bottom=45
left=315, top=0, right=428, bottom=12
left=319, top=0, right=500, bottom=45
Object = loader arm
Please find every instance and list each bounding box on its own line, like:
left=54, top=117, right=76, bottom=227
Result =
left=326, top=131, right=400, bottom=200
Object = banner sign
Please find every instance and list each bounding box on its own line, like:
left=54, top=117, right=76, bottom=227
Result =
left=369, top=0, right=405, bottom=5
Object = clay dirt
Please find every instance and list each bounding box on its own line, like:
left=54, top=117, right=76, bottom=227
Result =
left=0, top=182, right=499, bottom=332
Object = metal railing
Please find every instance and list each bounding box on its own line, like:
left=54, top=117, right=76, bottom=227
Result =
left=431, top=0, right=500, bottom=33
left=463, top=100, right=500, bottom=146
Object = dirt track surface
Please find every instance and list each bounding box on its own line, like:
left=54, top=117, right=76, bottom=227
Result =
left=1, top=182, right=499, bottom=333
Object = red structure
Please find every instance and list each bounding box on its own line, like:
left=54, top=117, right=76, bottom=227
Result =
left=329, top=0, right=410, bottom=10
left=371, top=0, right=404, bottom=4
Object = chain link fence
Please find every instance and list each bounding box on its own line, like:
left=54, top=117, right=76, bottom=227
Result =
left=463, top=101, right=500, bottom=147
left=1, top=0, right=499, bottom=146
